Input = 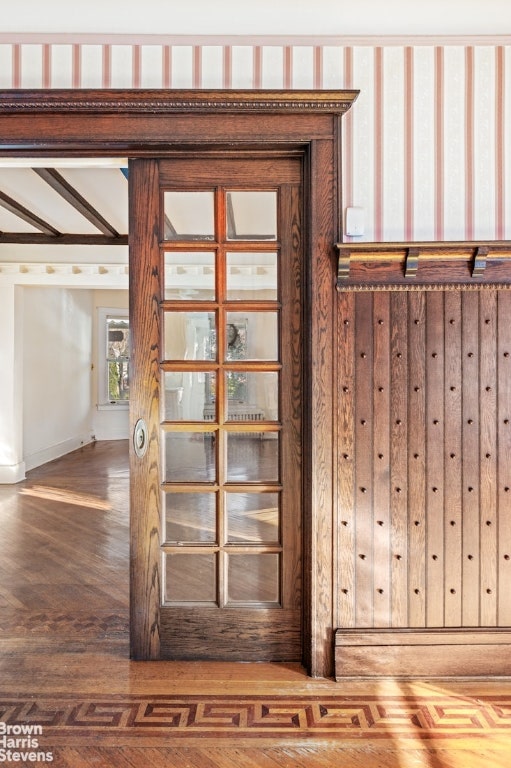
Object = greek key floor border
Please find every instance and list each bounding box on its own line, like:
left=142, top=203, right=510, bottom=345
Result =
left=1, top=693, right=511, bottom=743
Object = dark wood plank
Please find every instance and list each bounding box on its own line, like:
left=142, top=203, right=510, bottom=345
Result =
left=159, top=157, right=301, bottom=186
left=462, top=291, right=481, bottom=626
left=479, top=291, right=498, bottom=626
left=336, top=291, right=356, bottom=629
left=354, top=292, right=374, bottom=627
left=407, top=291, right=426, bottom=627
left=279, top=184, right=303, bottom=614
left=425, top=292, right=445, bottom=627
left=0, top=232, right=128, bottom=244
left=128, top=158, right=162, bottom=660
left=444, top=291, right=463, bottom=626
left=372, top=292, right=391, bottom=626
left=498, top=292, right=511, bottom=625
left=307, top=138, right=336, bottom=678
left=389, top=292, right=408, bottom=626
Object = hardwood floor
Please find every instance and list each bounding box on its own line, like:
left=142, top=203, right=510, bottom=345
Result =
left=0, top=441, right=510, bottom=766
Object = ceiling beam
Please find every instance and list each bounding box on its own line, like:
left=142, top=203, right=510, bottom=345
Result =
left=0, top=189, right=60, bottom=236
left=0, top=233, right=128, bottom=245
left=33, top=167, right=121, bottom=237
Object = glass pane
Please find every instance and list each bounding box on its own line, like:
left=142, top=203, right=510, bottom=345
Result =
left=227, top=434, right=279, bottom=482
left=107, top=361, right=130, bottom=402
left=226, top=372, right=278, bottom=421
left=164, top=432, right=215, bottom=482
left=165, top=553, right=217, bottom=602
left=165, top=493, right=216, bottom=543
left=226, top=313, right=278, bottom=361
left=226, top=319, right=247, bottom=360
left=163, top=191, right=215, bottom=241
left=163, top=371, right=213, bottom=421
left=226, top=252, right=278, bottom=301
left=225, top=371, right=247, bottom=405
left=163, top=312, right=215, bottom=360
left=107, top=317, right=130, bottom=401
left=228, top=554, right=280, bottom=603
left=164, top=251, right=215, bottom=301
left=226, top=191, right=277, bottom=241
left=204, top=373, right=216, bottom=415
left=227, top=493, right=280, bottom=543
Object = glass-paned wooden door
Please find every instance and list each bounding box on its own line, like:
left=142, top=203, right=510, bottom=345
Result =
left=130, top=156, right=302, bottom=661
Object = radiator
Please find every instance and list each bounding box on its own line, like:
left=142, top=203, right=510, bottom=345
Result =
left=203, top=404, right=264, bottom=436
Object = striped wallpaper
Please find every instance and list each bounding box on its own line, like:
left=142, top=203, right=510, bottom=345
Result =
left=0, top=36, right=509, bottom=242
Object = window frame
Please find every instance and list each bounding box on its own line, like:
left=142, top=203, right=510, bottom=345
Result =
left=97, top=306, right=130, bottom=410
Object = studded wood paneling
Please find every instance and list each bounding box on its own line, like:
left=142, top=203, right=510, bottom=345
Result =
left=337, top=289, right=511, bottom=631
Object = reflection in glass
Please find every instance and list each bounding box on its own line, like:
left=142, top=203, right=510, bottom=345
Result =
left=227, top=434, right=279, bottom=482
left=226, top=312, right=278, bottom=360
left=165, top=493, right=216, bottom=543
left=164, top=432, right=215, bottom=482
left=227, top=493, right=280, bottom=543
left=226, top=320, right=246, bottom=360
left=226, top=191, right=277, bottom=241
left=163, top=371, right=213, bottom=422
left=164, top=251, right=215, bottom=300
left=226, top=252, right=278, bottom=301
left=163, top=191, right=215, bottom=240
left=165, top=553, right=217, bottom=602
left=163, top=312, right=215, bottom=360
left=225, top=371, right=278, bottom=421
left=228, top=554, right=280, bottom=603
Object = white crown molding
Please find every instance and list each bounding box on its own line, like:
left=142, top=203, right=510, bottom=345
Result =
left=0, top=262, right=128, bottom=288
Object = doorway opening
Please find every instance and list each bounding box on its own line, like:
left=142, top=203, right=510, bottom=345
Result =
left=0, top=88, right=358, bottom=677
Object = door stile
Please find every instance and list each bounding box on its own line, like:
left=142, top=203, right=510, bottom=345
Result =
left=306, top=138, right=337, bottom=678
left=129, top=158, right=163, bottom=660
left=279, top=183, right=303, bottom=618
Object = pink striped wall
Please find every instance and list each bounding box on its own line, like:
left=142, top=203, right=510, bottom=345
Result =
left=0, top=36, right=509, bottom=242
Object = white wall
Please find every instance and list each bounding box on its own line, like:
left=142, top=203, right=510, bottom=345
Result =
left=0, top=286, right=24, bottom=482
left=23, top=286, right=94, bottom=471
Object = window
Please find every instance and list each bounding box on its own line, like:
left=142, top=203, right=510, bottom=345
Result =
left=97, top=308, right=130, bottom=407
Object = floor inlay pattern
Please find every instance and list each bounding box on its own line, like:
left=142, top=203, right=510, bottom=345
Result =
left=0, top=609, right=128, bottom=638
left=1, top=693, right=511, bottom=744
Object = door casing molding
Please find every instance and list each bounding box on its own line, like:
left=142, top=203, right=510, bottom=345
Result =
left=0, top=88, right=358, bottom=677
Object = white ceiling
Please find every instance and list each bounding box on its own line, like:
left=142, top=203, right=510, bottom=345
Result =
left=0, top=160, right=128, bottom=238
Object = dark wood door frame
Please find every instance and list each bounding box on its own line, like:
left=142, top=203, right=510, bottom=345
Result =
left=0, top=88, right=358, bottom=678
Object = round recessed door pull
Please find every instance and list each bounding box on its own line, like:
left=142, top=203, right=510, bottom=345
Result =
left=133, top=418, right=148, bottom=459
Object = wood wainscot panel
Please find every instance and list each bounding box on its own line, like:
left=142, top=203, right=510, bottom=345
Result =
left=335, top=628, right=511, bottom=679
left=335, top=272, right=511, bottom=679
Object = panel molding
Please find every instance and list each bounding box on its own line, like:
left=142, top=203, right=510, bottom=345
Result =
left=336, top=241, right=511, bottom=289
left=0, top=88, right=359, bottom=114
left=335, top=628, right=511, bottom=679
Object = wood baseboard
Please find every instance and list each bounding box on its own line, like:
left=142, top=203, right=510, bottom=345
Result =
left=335, top=628, right=511, bottom=679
